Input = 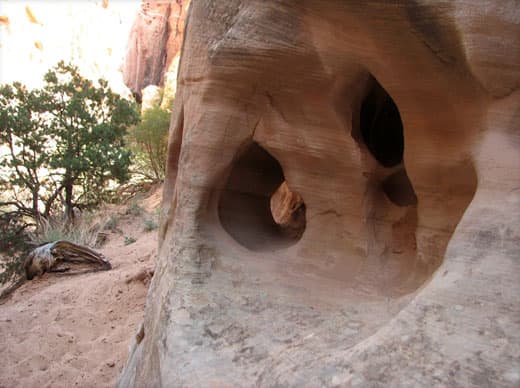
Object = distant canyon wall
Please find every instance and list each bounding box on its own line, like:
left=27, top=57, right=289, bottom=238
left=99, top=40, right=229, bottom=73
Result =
left=122, top=0, right=190, bottom=103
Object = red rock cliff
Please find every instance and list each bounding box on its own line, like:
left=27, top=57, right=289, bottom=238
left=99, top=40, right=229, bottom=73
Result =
left=122, top=0, right=189, bottom=99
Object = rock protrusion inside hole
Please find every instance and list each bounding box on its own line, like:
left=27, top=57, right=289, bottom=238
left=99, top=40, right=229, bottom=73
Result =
left=219, top=142, right=305, bottom=251
left=270, top=181, right=306, bottom=239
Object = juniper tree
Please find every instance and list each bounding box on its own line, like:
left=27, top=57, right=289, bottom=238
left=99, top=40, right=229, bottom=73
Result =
left=0, top=61, right=139, bottom=222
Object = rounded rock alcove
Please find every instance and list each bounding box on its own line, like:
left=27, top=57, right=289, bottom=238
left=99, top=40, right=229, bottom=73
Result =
left=218, top=142, right=306, bottom=251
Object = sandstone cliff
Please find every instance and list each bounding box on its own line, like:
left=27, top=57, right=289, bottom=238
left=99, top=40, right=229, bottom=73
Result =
left=122, top=0, right=189, bottom=100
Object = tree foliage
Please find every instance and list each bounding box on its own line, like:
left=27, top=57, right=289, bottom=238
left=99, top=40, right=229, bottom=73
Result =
left=0, top=61, right=139, bottom=223
left=128, top=106, right=170, bottom=182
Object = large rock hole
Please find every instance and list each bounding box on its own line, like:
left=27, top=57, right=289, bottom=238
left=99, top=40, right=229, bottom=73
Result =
left=358, top=76, right=417, bottom=207
left=218, top=142, right=306, bottom=251
left=359, top=76, right=404, bottom=168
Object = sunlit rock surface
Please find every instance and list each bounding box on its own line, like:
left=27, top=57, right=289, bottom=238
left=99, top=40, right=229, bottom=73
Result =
left=119, top=1, right=520, bottom=386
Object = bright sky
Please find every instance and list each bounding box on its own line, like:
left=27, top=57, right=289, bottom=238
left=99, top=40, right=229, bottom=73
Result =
left=0, top=0, right=140, bottom=97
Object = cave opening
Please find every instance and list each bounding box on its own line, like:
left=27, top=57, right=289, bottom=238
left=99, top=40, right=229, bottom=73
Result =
left=359, top=76, right=404, bottom=168
left=218, top=142, right=306, bottom=251
left=357, top=76, right=417, bottom=206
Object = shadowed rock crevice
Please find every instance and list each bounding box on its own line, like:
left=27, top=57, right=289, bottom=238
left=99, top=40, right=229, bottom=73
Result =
left=359, top=76, right=404, bottom=168
left=354, top=75, right=418, bottom=207
left=382, top=169, right=417, bottom=207
left=218, top=142, right=305, bottom=251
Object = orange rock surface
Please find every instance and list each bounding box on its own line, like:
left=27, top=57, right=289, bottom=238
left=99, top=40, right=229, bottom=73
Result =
left=122, top=1, right=190, bottom=98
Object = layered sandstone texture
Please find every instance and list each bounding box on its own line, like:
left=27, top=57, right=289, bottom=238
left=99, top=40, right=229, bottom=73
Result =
left=119, top=1, right=520, bottom=386
left=122, top=0, right=190, bottom=100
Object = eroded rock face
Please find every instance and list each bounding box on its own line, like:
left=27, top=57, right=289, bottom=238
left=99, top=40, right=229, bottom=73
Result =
left=122, top=0, right=190, bottom=99
left=119, top=1, right=520, bottom=386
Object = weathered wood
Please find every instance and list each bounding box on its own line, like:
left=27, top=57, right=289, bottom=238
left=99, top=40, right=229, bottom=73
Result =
left=24, top=240, right=111, bottom=280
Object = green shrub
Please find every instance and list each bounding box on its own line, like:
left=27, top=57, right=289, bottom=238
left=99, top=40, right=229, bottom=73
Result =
left=143, top=218, right=158, bottom=232
left=104, top=214, right=120, bottom=232
left=126, top=202, right=144, bottom=216
left=0, top=216, right=30, bottom=285
left=124, top=236, right=137, bottom=245
left=128, top=106, right=170, bottom=182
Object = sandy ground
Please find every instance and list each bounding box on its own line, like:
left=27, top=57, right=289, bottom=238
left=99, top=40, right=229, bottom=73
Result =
left=0, top=188, right=161, bottom=388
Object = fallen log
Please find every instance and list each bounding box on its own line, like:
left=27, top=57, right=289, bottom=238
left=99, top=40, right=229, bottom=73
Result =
left=24, top=240, right=111, bottom=280
left=0, top=241, right=111, bottom=302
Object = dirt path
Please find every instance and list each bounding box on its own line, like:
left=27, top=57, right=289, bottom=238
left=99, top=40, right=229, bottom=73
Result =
left=0, top=194, right=159, bottom=388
